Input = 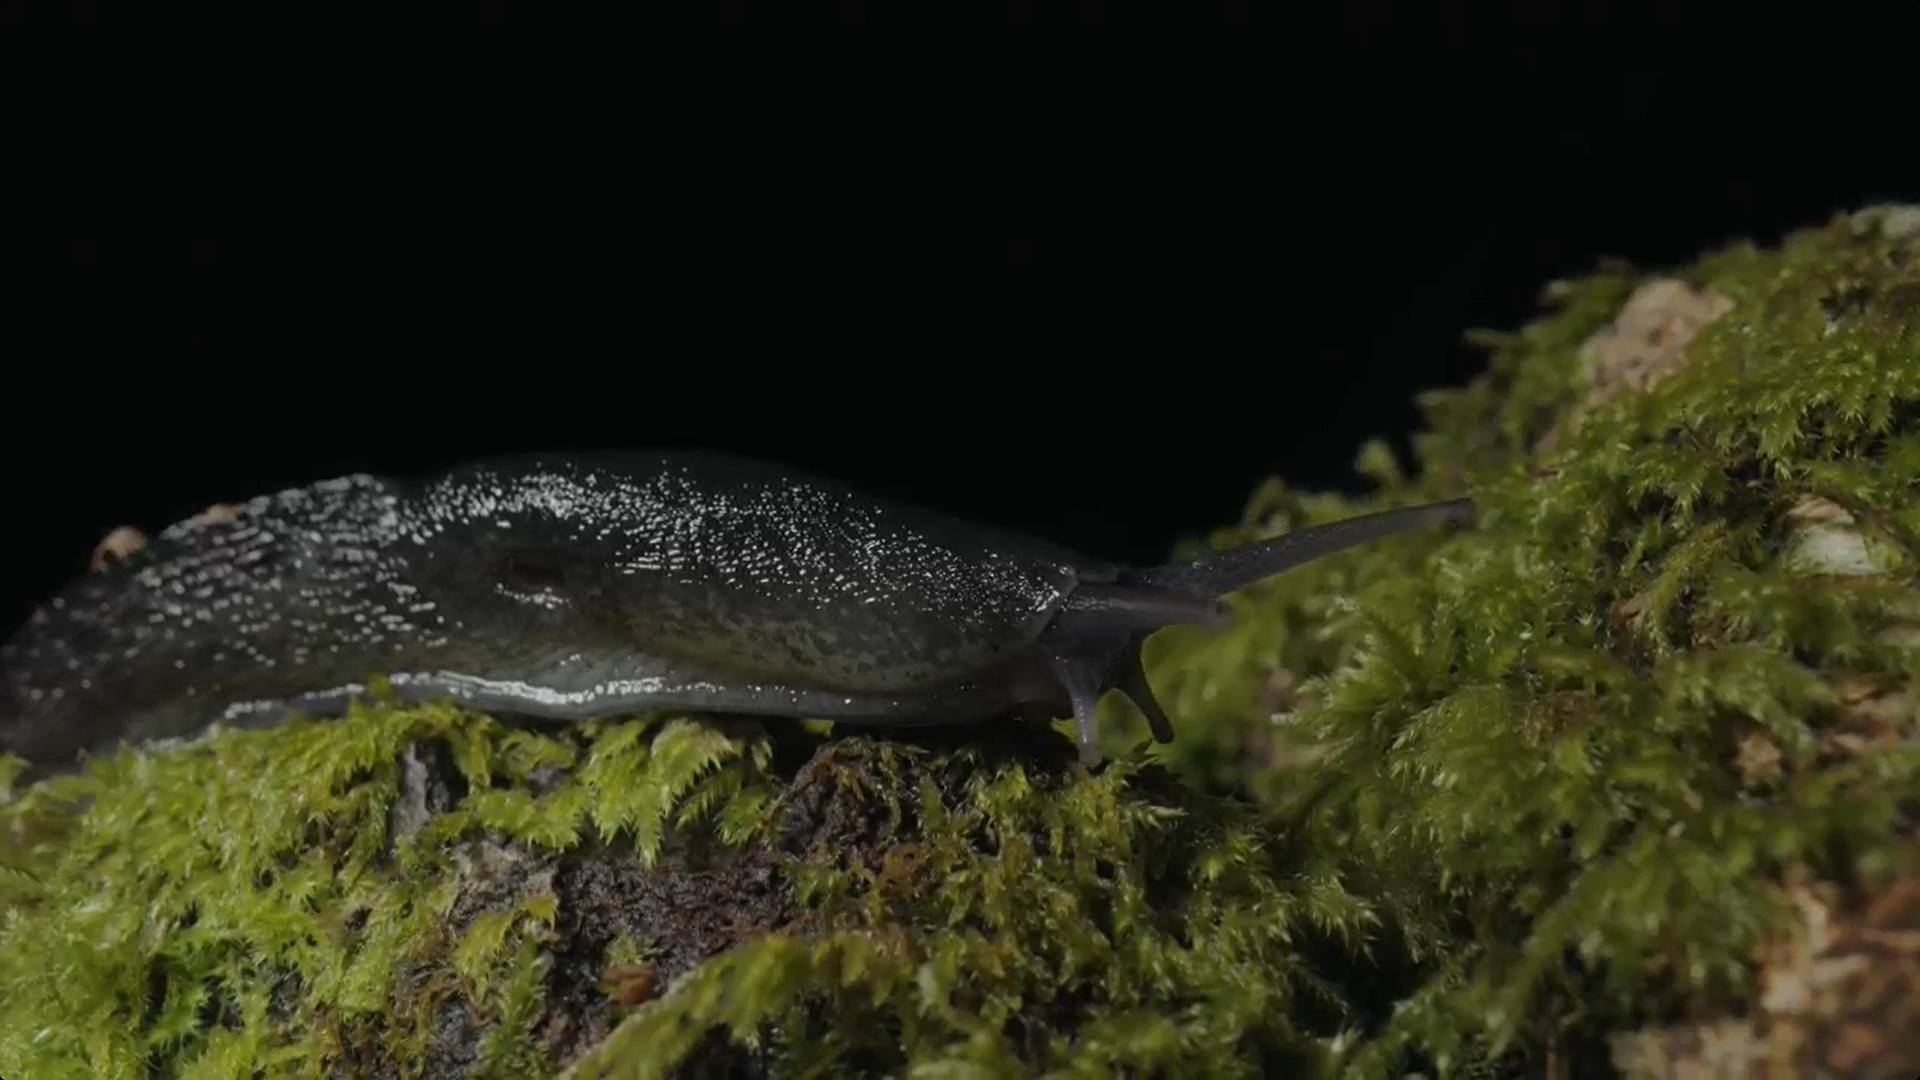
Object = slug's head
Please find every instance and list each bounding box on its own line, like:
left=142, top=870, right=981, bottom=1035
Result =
left=1036, top=496, right=1475, bottom=767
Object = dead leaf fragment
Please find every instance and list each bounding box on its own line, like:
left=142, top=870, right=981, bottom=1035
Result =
left=88, top=526, right=148, bottom=571
left=598, top=962, right=656, bottom=1008
left=1540, top=278, right=1735, bottom=452
left=1613, top=875, right=1920, bottom=1079
left=1734, top=733, right=1784, bottom=789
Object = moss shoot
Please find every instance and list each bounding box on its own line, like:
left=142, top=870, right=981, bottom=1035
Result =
left=3, top=207, right=1916, bottom=1078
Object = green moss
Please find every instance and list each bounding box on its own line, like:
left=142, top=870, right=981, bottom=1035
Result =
left=1132, top=208, right=1920, bottom=1071
left=0, top=702, right=783, bottom=1078
left=567, top=740, right=1352, bottom=1078
left=2, top=208, right=1916, bottom=1077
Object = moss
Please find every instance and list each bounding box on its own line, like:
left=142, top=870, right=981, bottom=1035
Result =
left=0, top=703, right=787, bottom=1078
left=3, top=208, right=1917, bottom=1077
left=1130, top=206, right=1920, bottom=1073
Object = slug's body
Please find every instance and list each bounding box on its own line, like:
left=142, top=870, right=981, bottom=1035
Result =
left=0, top=451, right=1473, bottom=776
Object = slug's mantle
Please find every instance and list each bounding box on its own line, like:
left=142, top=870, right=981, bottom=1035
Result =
left=1, top=206, right=1917, bottom=1079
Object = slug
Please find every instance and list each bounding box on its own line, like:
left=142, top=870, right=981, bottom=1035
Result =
left=0, top=451, right=1473, bottom=777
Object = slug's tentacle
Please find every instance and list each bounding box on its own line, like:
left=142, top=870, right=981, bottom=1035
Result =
left=1126, top=497, right=1476, bottom=600
left=1114, top=635, right=1177, bottom=745
left=1057, top=583, right=1231, bottom=634
left=1035, top=584, right=1213, bottom=763
left=1051, top=495, right=1477, bottom=765
left=1046, top=653, right=1110, bottom=768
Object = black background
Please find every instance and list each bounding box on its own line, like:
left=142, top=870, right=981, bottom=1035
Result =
left=4, top=1, right=1916, bottom=631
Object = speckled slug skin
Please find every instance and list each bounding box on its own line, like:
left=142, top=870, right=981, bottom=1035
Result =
left=0, top=452, right=1115, bottom=771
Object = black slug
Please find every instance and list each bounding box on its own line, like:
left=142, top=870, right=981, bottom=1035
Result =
left=0, top=451, right=1473, bottom=777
